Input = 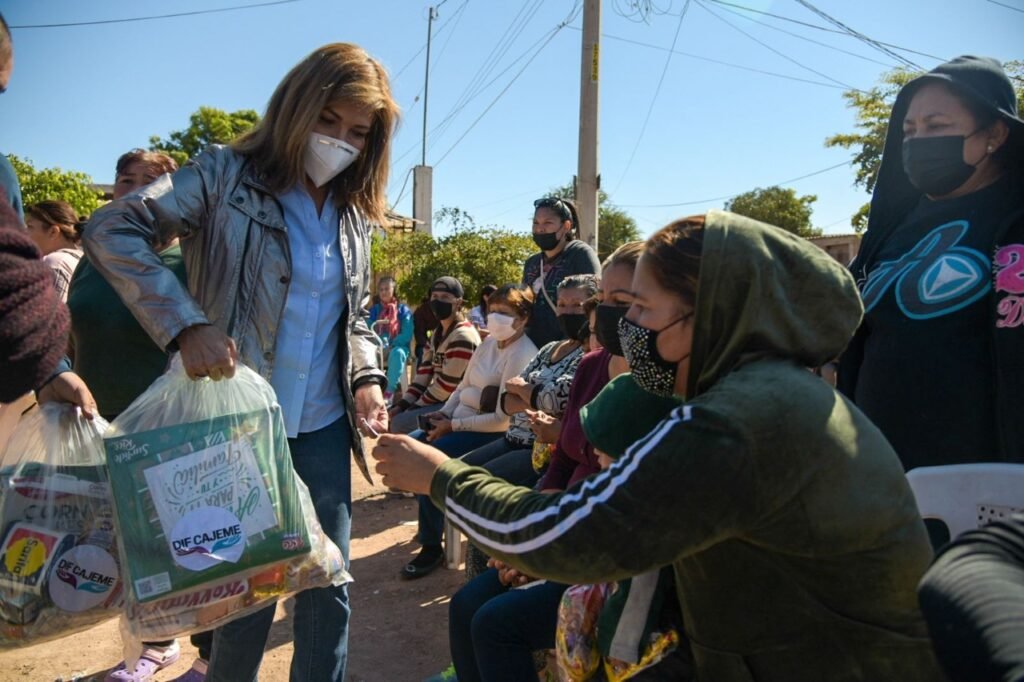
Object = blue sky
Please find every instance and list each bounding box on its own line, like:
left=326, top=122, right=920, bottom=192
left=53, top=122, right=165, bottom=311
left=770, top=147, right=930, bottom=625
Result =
left=1, top=0, right=1021, bottom=237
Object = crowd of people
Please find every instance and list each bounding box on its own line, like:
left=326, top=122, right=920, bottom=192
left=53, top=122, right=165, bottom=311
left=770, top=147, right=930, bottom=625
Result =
left=1, top=12, right=1022, bottom=682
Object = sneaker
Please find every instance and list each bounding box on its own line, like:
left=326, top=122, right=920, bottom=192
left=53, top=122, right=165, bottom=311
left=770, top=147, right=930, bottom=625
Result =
left=400, top=544, right=444, bottom=580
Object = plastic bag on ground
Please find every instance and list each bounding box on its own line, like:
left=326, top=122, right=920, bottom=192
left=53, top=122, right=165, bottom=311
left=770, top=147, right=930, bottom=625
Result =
left=104, top=356, right=349, bottom=642
left=0, top=402, right=120, bottom=648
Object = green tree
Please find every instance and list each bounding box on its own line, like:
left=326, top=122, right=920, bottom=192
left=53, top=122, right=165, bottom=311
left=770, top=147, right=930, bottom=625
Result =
left=826, top=61, right=1024, bottom=232
left=371, top=206, right=535, bottom=307
left=149, top=106, right=260, bottom=166
left=548, top=181, right=641, bottom=261
left=7, top=154, right=103, bottom=218
left=725, top=186, right=821, bottom=237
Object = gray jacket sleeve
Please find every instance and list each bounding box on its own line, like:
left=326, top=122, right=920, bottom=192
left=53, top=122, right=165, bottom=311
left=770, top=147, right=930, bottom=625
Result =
left=82, top=152, right=218, bottom=350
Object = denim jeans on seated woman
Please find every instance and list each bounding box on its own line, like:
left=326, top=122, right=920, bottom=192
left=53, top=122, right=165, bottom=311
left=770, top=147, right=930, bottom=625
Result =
left=206, top=417, right=352, bottom=682
left=416, top=429, right=503, bottom=546
left=449, top=567, right=569, bottom=682
left=461, top=437, right=539, bottom=488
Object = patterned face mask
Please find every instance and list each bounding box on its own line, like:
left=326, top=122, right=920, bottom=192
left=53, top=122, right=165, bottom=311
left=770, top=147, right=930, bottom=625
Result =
left=618, top=314, right=692, bottom=397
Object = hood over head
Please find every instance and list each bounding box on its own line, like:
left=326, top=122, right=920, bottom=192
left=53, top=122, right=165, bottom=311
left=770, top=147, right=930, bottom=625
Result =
left=686, top=210, right=863, bottom=398
left=854, top=55, right=1024, bottom=282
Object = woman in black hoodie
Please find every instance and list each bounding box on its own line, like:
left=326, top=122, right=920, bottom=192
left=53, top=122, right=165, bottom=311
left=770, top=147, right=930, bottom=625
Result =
left=839, top=55, right=1024, bottom=471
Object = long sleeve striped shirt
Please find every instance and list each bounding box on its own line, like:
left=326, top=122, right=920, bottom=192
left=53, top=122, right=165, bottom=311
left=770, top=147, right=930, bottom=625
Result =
left=399, top=320, right=480, bottom=408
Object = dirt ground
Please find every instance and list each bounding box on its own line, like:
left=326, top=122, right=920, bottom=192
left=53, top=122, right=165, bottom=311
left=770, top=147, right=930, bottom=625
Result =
left=0, top=460, right=466, bottom=682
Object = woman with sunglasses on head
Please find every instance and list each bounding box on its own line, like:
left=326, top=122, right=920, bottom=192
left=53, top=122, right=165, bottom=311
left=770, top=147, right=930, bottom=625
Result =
left=84, top=43, right=397, bottom=682
left=522, top=196, right=601, bottom=348
left=374, top=211, right=942, bottom=681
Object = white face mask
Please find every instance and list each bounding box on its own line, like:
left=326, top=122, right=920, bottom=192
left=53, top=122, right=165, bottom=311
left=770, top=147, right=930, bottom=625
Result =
left=305, top=132, right=360, bottom=187
left=487, top=312, right=519, bottom=341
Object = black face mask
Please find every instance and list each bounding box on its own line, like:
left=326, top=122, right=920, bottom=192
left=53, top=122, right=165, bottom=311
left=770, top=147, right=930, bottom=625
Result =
left=901, top=133, right=982, bottom=196
left=558, top=313, right=589, bottom=342
left=533, top=229, right=564, bottom=252
left=430, top=299, right=454, bottom=320
left=594, top=305, right=628, bottom=356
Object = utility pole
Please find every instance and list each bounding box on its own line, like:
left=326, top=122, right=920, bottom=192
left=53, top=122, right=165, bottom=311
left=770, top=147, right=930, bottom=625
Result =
left=576, top=0, right=601, bottom=250
left=414, top=1, right=448, bottom=236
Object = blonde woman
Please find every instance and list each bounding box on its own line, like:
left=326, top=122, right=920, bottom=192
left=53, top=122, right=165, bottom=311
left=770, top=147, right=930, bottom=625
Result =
left=85, top=43, right=398, bottom=681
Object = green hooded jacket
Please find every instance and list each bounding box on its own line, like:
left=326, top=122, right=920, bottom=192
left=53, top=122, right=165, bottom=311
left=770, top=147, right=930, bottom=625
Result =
left=431, top=211, right=942, bottom=681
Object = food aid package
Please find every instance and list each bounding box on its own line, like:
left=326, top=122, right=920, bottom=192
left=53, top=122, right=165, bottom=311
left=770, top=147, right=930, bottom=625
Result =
left=104, top=356, right=349, bottom=641
left=0, top=403, right=121, bottom=648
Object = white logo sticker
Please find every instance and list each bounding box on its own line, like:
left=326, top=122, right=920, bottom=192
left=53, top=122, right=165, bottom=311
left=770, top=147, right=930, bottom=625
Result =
left=49, top=545, right=119, bottom=612
left=169, top=507, right=246, bottom=572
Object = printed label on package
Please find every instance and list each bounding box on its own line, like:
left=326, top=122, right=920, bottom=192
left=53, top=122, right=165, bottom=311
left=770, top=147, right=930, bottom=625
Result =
left=49, top=545, right=119, bottom=612
left=143, top=435, right=276, bottom=541
left=169, top=507, right=247, bottom=571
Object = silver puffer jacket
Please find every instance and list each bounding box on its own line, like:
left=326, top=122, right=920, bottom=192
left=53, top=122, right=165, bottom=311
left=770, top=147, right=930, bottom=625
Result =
left=84, top=145, right=385, bottom=481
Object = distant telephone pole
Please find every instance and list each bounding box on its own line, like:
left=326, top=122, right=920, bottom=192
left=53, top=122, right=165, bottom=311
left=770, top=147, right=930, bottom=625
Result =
left=576, top=0, right=601, bottom=250
left=414, top=0, right=448, bottom=236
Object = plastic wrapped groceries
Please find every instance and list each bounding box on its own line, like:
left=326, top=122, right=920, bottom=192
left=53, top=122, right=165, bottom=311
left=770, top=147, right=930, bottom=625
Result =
left=105, top=357, right=349, bottom=641
left=0, top=403, right=121, bottom=648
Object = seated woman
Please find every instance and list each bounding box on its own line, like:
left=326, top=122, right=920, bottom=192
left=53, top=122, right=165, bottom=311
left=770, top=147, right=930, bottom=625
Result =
left=449, top=371, right=683, bottom=682
left=459, top=274, right=599, bottom=487
left=390, top=276, right=480, bottom=433
left=402, top=284, right=538, bottom=579
left=368, top=276, right=413, bottom=401
left=374, top=211, right=943, bottom=681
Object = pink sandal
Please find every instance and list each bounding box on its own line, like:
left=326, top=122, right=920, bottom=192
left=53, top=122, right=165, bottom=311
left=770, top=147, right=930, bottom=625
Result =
left=105, top=642, right=181, bottom=682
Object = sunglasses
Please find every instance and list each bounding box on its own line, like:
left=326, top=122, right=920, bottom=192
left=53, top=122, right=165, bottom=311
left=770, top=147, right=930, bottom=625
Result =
left=533, top=197, right=572, bottom=223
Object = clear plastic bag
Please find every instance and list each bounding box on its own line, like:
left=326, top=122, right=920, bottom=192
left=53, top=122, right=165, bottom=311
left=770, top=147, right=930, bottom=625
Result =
left=104, top=356, right=350, bottom=642
left=0, top=402, right=120, bottom=648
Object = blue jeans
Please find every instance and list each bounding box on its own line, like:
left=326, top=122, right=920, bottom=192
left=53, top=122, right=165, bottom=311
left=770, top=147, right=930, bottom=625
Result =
left=385, top=345, right=409, bottom=393
left=416, top=430, right=503, bottom=546
left=461, top=437, right=539, bottom=488
left=207, top=418, right=352, bottom=682
left=449, top=568, right=569, bottom=682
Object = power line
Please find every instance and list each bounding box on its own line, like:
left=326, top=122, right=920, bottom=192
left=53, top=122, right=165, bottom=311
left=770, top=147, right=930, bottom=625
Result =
left=9, top=0, right=299, bottom=28
left=711, top=2, right=896, bottom=67
left=434, top=4, right=580, bottom=167
left=705, top=0, right=946, bottom=62
left=986, top=0, right=1024, bottom=13
left=391, top=2, right=468, bottom=82
left=696, top=0, right=861, bottom=91
left=572, top=28, right=848, bottom=90
left=791, top=0, right=922, bottom=70
left=618, top=160, right=852, bottom=208
left=612, top=0, right=692, bottom=195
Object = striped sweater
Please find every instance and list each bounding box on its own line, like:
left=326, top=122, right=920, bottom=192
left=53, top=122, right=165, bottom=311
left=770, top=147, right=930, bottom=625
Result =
left=399, top=320, right=480, bottom=408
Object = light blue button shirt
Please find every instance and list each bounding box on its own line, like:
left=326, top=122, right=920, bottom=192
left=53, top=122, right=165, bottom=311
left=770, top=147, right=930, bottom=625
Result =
left=270, top=185, right=347, bottom=437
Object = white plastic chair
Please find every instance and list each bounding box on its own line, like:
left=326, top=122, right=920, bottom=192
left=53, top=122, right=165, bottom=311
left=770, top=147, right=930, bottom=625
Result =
left=905, top=464, right=1024, bottom=540
left=444, top=518, right=464, bottom=569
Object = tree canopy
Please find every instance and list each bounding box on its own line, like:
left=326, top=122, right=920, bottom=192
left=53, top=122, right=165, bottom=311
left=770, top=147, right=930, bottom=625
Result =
left=7, top=154, right=103, bottom=218
left=149, top=106, right=260, bottom=166
left=725, top=186, right=821, bottom=238
left=826, top=61, right=1023, bottom=232
left=371, top=206, right=535, bottom=307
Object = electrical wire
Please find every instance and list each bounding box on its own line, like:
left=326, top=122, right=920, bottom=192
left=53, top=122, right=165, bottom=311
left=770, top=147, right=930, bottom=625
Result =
left=986, top=0, right=1024, bottom=13
left=696, top=0, right=862, bottom=91
left=432, top=2, right=582, bottom=167
left=572, top=28, right=848, bottom=89
left=791, top=0, right=922, bottom=70
left=9, top=0, right=299, bottom=28
left=433, top=20, right=572, bottom=166
left=711, top=2, right=896, bottom=67
left=612, top=0, right=692, bottom=195
left=618, top=159, right=852, bottom=208
left=705, top=0, right=946, bottom=62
